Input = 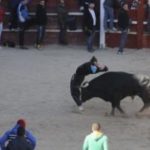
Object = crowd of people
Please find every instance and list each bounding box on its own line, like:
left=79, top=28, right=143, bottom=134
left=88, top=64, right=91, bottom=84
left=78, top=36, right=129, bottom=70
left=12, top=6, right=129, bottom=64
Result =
left=0, top=119, right=108, bottom=150
left=0, top=0, right=142, bottom=52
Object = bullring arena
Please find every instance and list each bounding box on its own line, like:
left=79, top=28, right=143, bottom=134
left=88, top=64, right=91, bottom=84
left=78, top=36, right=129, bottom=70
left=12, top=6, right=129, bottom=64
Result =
left=0, top=45, right=150, bottom=150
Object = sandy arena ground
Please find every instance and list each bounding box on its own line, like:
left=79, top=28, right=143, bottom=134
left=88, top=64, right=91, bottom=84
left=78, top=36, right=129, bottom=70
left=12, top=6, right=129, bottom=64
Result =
left=0, top=45, right=150, bottom=150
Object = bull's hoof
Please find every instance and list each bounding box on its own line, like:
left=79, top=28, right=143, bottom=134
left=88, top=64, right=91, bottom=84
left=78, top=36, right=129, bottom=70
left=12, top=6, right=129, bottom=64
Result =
left=104, top=112, right=114, bottom=117
left=136, top=108, right=150, bottom=118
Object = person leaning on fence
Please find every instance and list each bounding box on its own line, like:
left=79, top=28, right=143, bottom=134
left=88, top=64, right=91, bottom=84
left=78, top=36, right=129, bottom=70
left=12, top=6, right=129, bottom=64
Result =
left=83, top=122, right=108, bottom=150
left=0, top=119, right=36, bottom=150
left=6, top=127, right=33, bottom=150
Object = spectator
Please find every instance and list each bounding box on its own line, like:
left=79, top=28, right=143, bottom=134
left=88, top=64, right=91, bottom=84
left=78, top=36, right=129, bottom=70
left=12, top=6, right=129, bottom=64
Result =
left=77, top=0, right=95, bottom=11
left=83, top=2, right=97, bottom=52
left=70, top=56, right=108, bottom=111
left=83, top=122, right=108, bottom=150
left=6, top=127, right=33, bottom=150
left=147, top=0, right=150, bottom=32
left=17, top=0, right=34, bottom=49
left=103, top=0, right=116, bottom=32
left=117, top=2, right=130, bottom=54
left=35, top=0, right=47, bottom=49
left=7, top=0, right=22, bottom=30
left=0, top=119, right=36, bottom=150
left=0, top=0, right=5, bottom=48
left=57, top=0, right=68, bottom=45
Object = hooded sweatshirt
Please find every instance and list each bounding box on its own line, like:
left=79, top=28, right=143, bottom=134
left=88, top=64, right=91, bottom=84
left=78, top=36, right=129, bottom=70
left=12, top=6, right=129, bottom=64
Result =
left=83, top=132, right=108, bottom=150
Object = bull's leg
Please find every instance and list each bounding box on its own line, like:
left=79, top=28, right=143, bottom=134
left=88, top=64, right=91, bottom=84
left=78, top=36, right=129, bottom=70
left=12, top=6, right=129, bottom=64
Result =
left=116, top=104, right=125, bottom=114
left=110, top=103, right=116, bottom=116
left=139, top=104, right=149, bottom=112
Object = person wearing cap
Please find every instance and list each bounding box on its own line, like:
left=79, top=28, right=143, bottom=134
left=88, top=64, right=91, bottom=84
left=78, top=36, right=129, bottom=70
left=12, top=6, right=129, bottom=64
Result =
left=0, top=119, right=36, bottom=150
left=83, top=122, right=108, bottom=150
left=70, top=56, right=108, bottom=111
left=6, top=127, right=33, bottom=150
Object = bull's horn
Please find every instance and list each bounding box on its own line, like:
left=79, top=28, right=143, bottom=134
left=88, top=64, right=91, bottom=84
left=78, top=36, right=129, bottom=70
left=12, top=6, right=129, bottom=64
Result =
left=81, top=81, right=89, bottom=88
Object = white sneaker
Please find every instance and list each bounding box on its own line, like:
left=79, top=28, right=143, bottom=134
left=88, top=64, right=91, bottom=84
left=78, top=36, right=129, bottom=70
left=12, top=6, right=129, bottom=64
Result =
left=79, top=106, right=84, bottom=111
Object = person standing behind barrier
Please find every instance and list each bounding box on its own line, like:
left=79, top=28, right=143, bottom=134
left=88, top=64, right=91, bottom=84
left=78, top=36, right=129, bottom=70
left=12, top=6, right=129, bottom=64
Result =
left=0, top=0, right=5, bottom=48
left=35, top=0, right=47, bottom=49
left=17, top=0, right=34, bottom=49
left=83, top=122, right=108, bottom=150
left=0, top=119, right=36, bottom=150
left=6, top=127, right=33, bottom=150
left=103, top=0, right=116, bottom=32
left=83, top=2, right=97, bottom=52
left=57, top=0, right=68, bottom=45
left=70, top=56, right=108, bottom=111
left=117, top=2, right=129, bottom=54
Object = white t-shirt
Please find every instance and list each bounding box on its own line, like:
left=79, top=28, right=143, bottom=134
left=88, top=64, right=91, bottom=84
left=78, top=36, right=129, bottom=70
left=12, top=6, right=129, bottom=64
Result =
left=89, top=9, right=96, bottom=26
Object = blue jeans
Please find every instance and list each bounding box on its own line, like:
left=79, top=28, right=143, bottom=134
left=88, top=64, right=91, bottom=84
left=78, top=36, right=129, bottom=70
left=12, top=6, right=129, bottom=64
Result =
left=87, top=29, right=95, bottom=50
left=118, top=29, right=128, bottom=52
left=36, top=26, right=46, bottom=45
left=104, top=5, right=114, bottom=30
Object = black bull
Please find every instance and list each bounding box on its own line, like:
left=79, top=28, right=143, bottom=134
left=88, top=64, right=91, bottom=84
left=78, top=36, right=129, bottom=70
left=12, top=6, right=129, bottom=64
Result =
left=70, top=72, right=150, bottom=115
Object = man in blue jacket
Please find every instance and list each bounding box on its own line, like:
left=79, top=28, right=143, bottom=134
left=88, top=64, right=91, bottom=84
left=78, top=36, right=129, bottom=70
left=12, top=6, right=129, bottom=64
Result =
left=17, top=0, right=34, bottom=49
left=0, top=119, right=36, bottom=150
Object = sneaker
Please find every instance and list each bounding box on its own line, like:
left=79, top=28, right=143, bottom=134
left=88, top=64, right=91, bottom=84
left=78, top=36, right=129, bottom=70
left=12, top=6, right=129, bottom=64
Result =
left=36, top=44, right=41, bottom=49
left=111, top=27, right=117, bottom=32
left=117, top=51, right=123, bottom=55
left=87, top=48, right=95, bottom=52
left=79, top=106, right=84, bottom=111
left=105, top=29, right=110, bottom=32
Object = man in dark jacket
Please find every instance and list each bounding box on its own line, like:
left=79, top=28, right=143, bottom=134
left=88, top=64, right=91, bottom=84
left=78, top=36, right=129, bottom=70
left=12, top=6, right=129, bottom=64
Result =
left=117, top=2, right=129, bottom=54
left=35, top=0, right=47, bottom=49
left=70, top=56, right=108, bottom=111
left=83, top=2, right=97, bottom=52
left=6, top=127, right=33, bottom=150
left=57, top=0, right=68, bottom=45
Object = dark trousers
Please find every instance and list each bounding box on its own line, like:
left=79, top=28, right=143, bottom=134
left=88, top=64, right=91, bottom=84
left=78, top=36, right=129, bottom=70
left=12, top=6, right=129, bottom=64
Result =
left=87, top=29, right=95, bottom=50
left=18, top=18, right=35, bottom=46
left=59, top=24, right=67, bottom=44
left=36, top=25, right=46, bottom=45
left=118, top=28, right=128, bottom=52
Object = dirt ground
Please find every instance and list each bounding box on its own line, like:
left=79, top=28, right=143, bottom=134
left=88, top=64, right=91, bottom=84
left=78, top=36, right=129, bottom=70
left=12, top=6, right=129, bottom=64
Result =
left=0, top=45, right=150, bottom=150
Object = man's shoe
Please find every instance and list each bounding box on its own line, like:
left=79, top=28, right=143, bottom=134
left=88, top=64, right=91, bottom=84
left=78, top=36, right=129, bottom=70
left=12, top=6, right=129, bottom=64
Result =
left=117, top=51, right=123, bottom=55
left=20, top=46, right=28, bottom=50
left=88, top=48, right=95, bottom=52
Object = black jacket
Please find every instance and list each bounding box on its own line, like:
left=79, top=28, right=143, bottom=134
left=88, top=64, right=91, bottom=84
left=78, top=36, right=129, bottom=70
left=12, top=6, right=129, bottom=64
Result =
left=36, top=4, right=47, bottom=25
left=74, top=61, right=108, bottom=86
left=83, top=8, right=97, bottom=31
left=6, top=137, right=33, bottom=150
left=118, top=8, right=129, bottom=30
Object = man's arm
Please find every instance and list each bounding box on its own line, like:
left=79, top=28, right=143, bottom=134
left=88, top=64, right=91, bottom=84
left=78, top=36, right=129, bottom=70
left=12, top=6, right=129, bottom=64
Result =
left=25, top=130, right=36, bottom=149
left=82, top=136, right=88, bottom=150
